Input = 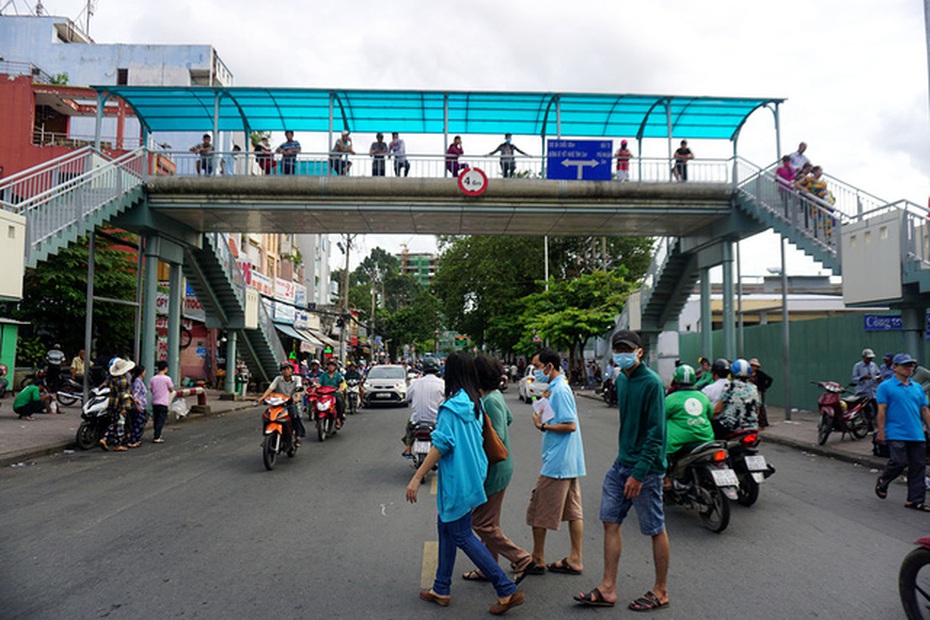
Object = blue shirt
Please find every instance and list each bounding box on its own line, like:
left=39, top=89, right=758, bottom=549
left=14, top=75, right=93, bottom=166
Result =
left=876, top=376, right=928, bottom=441
left=278, top=139, right=301, bottom=161
left=430, top=389, right=489, bottom=522
left=540, top=374, right=586, bottom=479
left=852, top=360, right=880, bottom=398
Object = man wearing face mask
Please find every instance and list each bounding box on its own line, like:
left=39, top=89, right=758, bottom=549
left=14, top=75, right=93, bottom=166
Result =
left=575, top=330, right=669, bottom=611
left=525, top=348, right=586, bottom=578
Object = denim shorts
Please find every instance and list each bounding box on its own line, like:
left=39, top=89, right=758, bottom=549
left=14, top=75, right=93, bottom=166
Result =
left=599, top=460, right=665, bottom=536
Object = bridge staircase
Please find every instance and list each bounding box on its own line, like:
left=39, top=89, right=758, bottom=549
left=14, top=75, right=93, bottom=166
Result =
left=0, top=150, right=284, bottom=381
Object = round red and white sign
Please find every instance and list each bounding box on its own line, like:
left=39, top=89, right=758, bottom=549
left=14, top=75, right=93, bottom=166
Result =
left=457, top=167, right=489, bottom=196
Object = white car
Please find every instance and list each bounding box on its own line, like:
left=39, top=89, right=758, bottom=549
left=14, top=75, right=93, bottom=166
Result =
left=362, top=365, right=408, bottom=407
left=517, top=367, right=548, bottom=403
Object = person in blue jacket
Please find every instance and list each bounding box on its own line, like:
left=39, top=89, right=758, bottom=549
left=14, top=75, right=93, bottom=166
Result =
left=406, top=351, right=526, bottom=615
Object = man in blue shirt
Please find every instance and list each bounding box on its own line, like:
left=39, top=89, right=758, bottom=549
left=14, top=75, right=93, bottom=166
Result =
left=875, top=353, right=930, bottom=511
left=526, top=348, right=586, bottom=578
left=276, top=130, right=301, bottom=175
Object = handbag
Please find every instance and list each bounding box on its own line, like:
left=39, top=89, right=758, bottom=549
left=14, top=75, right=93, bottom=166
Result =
left=481, top=406, right=509, bottom=465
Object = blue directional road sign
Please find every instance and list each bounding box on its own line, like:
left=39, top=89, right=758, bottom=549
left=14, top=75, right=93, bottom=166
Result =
left=546, top=139, right=613, bottom=181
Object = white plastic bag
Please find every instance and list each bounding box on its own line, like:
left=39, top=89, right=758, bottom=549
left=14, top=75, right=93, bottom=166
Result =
left=170, top=397, right=190, bottom=419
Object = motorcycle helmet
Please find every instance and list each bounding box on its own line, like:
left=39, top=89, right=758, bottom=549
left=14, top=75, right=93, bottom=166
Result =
left=280, top=361, right=293, bottom=372
left=672, top=364, right=696, bottom=386
left=730, top=358, right=751, bottom=378
left=310, top=359, right=320, bottom=367
left=422, top=357, right=441, bottom=375
left=711, top=358, right=730, bottom=377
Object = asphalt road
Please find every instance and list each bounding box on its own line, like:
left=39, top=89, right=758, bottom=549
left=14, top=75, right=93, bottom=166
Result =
left=0, top=389, right=922, bottom=619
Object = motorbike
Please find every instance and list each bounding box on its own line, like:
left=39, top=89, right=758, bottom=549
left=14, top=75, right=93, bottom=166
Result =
left=346, top=378, right=361, bottom=415
left=499, top=373, right=509, bottom=392
left=664, top=440, right=739, bottom=533
left=18, top=365, right=83, bottom=406
left=811, top=381, right=871, bottom=445
left=308, top=384, right=339, bottom=442
left=900, top=536, right=930, bottom=619
left=601, top=376, right=617, bottom=407
left=724, top=429, right=776, bottom=507
left=74, top=386, right=112, bottom=450
left=261, top=392, right=300, bottom=470
left=410, top=421, right=437, bottom=479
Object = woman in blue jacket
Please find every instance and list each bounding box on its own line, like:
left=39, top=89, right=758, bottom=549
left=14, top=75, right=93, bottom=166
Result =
left=406, top=351, right=525, bottom=615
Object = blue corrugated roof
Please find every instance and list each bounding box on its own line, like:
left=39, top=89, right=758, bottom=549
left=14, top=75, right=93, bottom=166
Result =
left=93, top=86, right=783, bottom=141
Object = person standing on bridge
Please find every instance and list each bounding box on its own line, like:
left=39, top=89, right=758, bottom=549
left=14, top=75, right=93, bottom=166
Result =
left=672, top=140, right=693, bottom=181
left=614, top=140, right=632, bottom=181
left=190, top=134, right=214, bottom=176
left=487, top=133, right=529, bottom=178
left=389, top=131, right=410, bottom=177
left=276, top=130, right=301, bottom=175
left=369, top=133, right=388, bottom=176
left=445, top=135, right=465, bottom=177
left=331, top=130, right=355, bottom=176
left=789, top=141, right=810, bottom=171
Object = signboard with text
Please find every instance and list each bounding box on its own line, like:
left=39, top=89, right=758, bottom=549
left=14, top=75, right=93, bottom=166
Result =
left=546, top=139, right=612, bottom=181
left=294, top=283, right=307, bottom=308
left=864, top=314, right=930, bottom=339
left=251, top=271, right=273, bottom=297
left=274, top=277, right=296, bottom=303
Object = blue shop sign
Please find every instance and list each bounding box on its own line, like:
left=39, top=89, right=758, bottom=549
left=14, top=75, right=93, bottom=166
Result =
left=864, top=314, right=930, bottom=339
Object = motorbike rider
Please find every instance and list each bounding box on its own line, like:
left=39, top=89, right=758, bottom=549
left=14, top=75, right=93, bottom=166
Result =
left=344, top=360, right=364, bottom=400
left=711, top=358, right=760, bottom=439
left=319, top=359, right=345, bottom=428
left=853, top=348, right=881, bottom=426
left=664, top=364, right=715, bottom=485
left=402, top=356, right=444, bottom=458
left=260, top=362, right=305, bottom=446
left=701, top=358, right=731, bottom=404
left=45, top=343, right=66, bottom=389
left=305, top=359, right=322, bottom=384
left=693, top=357, right=713, bottom=390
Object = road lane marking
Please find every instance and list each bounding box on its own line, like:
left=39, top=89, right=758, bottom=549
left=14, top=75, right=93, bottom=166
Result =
left=430, top=475, right=437, bottom=495
left=421, top=541, right=438, bottom=588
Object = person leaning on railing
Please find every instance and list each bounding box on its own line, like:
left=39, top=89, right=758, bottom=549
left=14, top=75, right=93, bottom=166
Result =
left=794, top=165, right=836, bottom=238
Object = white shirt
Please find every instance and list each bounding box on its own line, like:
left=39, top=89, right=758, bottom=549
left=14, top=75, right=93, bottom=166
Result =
left=407, top=373, right=445, bottom=424
left=789, top=150, right=810, bottom=171
left=702, top=378, right=730, bottom=404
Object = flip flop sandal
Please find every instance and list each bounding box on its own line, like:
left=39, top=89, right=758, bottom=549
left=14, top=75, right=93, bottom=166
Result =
left=875, top=477, right=888, bottom=500
left=547, top=557, right=582, bottom=575
left=461, top=569, right=488, bottom=582
left=904, top=502, right=930, bottom=512
left=629, top=590, right=669, bottom=612
left=514, top=562, right=545, bottom=585
left=574, top=587, right=615, bottom=607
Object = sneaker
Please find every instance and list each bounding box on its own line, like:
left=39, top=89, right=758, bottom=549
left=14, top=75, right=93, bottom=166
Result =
left=152, top=438, right=165, bottom=444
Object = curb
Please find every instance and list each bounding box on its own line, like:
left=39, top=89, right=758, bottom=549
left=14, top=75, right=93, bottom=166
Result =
left=574, top=390, right=886, bottom=471
left=1, top=400, right=256, bottom=468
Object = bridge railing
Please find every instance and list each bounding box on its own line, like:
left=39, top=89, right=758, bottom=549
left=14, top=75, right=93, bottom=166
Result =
left=16, top=148, right=146, bottom=255
left=0, top=147, right=100, bottom=210
left=148, top=149, right=734, bottom=183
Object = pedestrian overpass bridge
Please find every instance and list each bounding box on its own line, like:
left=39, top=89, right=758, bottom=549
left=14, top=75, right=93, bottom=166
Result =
left=2, top=85, right=928, bottom=388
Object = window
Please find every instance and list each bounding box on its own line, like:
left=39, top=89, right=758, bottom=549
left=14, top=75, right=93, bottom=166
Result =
left=117, top=69, right=129, bottom=86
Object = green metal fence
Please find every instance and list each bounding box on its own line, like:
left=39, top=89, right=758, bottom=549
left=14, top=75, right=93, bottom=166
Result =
left=679, top=313, right=930, bottom=412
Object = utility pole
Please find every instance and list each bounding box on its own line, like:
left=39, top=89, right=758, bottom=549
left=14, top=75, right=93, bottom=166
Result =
left=339, top=234, right=356, bottom=364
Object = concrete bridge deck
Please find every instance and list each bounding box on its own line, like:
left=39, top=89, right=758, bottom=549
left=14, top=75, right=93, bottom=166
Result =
left=145, top=176, right=734, bottom=237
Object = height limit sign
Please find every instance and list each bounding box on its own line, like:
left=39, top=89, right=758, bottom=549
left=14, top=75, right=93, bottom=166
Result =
left=546, top=139, right=612, bottom=181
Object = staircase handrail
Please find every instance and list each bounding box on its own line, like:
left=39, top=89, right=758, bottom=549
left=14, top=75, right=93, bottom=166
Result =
left=206, top=232, right=246, bottom=308
left=0, top=146, right=105, bottom=211
left=257, top=294, right=287, bottom=364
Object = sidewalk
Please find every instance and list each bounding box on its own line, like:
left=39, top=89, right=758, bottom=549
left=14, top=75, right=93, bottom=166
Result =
left=574, top=389, right=886, bottom=470
left=0, top=389, right=256, bottom=467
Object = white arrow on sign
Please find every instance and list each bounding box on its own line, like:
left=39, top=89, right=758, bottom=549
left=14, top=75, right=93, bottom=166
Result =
left=561, top=158, right=600, bottom=179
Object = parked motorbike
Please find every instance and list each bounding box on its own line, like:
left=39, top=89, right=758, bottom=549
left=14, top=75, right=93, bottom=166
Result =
left=811, top=381, right=871, bottom=445
left=410, top=421, right=437, bottom=479
left=346, top=378, right=361, bottom=415
left=74, top=386, right=112, bottom=450
left=18, top=365, right=83, bottom=406
left=664, top=440, right=739, bottom=533
left=900, top=536, right=930, bottom=619
left=261, top=392, right=299, bottom=471
left=309, top=384, right=339, bottom=442
left=724, top=429, right=776, bottom=507
left=601, top=376, right=617, bottom=407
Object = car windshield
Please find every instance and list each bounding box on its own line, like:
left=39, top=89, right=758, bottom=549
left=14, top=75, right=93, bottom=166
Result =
left=368, top=367, right=406, bottom=380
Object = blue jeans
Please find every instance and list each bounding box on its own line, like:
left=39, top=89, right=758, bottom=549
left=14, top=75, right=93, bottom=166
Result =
left=434, top=513, right=517, bottom=598
left=879, top=440, right=927, bottom=505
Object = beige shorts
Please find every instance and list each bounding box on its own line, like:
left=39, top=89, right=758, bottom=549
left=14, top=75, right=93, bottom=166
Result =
left=525, top=475, right=583, bottom=530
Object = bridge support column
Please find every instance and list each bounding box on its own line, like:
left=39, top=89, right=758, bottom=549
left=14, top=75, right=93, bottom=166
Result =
left=700, top=267, right=712, bottom=361
left=141, top=235, right=159, bottom=373
left=721, top=242, right=736, bottom=359
left=167, top=261, right=182, bottom=386
left=225, top=330, right=238, bottom=394
left=902, top=306, right=926, bottom=364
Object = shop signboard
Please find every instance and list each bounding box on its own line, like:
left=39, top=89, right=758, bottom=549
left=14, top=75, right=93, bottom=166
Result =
left=275, top=277, right=296, bottom=303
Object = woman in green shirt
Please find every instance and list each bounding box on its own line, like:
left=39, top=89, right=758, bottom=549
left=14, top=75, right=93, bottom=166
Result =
left=461, top=355, right=542, bottom=585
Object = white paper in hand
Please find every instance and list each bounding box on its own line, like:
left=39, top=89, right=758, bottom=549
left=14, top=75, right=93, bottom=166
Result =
left=532, top=397, right=556, bottom=425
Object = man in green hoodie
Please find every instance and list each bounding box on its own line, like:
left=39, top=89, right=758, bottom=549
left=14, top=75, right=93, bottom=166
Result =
left=574, top=330, right=669, bottom=612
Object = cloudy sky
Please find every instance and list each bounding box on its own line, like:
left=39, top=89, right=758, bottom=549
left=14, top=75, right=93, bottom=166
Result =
left=22, top=0, right=930, bottom=276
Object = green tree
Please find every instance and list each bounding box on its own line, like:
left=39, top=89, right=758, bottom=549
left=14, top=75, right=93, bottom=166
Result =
left=0, top=234, right=138, bottom=360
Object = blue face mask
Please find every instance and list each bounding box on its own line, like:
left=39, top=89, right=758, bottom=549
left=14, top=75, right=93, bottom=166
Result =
left=614, top=352, right=638, bottom=369
left=533, top=369, right=549, bottom=384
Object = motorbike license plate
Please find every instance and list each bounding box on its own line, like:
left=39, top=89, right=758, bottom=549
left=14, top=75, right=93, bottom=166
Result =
left=413, top=440, right=431, bottom=453
left=711, top=468, right=739, bottom=487
left=745, top=455, right=767, bottom=471
left=376, top=392, right=391, bottom=398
